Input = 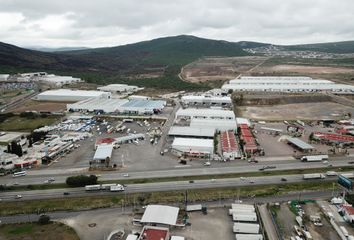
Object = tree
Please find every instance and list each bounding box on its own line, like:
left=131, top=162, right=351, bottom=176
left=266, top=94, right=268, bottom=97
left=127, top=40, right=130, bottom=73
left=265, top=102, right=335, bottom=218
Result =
left=66, top=175, right=98, bottom=187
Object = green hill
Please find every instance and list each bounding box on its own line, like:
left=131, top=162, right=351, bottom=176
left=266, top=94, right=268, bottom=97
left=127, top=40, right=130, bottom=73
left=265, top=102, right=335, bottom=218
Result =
left=285, top=41, right=354, bottom=53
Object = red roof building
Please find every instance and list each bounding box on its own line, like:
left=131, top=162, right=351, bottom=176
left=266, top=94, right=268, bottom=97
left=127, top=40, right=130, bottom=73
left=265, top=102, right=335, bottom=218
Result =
left=313, top=132, right=354, bottom=143
left=220, top=131, right=241, bottom=160
left=239, top=124, right=258, bottom=153
left=138, top=226, right=169, bottom=240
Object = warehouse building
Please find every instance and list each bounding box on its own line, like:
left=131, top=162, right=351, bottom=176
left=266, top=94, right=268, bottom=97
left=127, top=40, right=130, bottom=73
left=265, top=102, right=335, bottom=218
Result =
left=168, top=126, right=215, bottom=139
left=176, top=108, right=235, bottom=120
left=190, top=118, right=238, bottom=132
left=181, top=95, right=232, bottom=107
left=34, top=89, right=111, bottom=102
left=0, top=74, right=9, bottom=81
left=34, top=74, right=82, bottom=87
left=67, top=98, right=166, bottom=115
left=171, top=138, right=214, bottom=158
left=97, top=84, right=143, bottom=93
left=239, top=124, right=258, bottom=154
left=222, top=76, right=354, bottom=93
left=118, top=99, right=166, bottom=115
left=67, top=98, right=128, bottom=113
left=286, top=137, right=314, bottom=153
left=221, top=131, right=241, bottom=160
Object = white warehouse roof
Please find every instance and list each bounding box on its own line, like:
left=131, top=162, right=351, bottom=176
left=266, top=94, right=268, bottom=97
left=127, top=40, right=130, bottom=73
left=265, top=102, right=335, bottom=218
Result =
left=168, top=126, right=215, bottom=138
left=190, top=118, right=238, bottom=131
left=222, top=83, right=354, bottom=93
left=67, top=97, right=128, bottom=112
left=176, top=108, right=235, bottom=120
left=172, top=138, right=214, bottom=154
left=181, top=95, right=232, bottom=104
left=35, top=89, right=111, bottom=102
left=97, top=84, right=142, bottom=93
left=93, top=144, right=113, bottom=160
left=141, top=205, right=179, bottom=226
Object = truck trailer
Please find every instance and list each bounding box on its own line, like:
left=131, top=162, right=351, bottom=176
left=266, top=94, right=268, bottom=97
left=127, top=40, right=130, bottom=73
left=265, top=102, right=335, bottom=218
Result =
left=303, top=173, right=325, bottom=180
left=233, top=223, right=260, bottom=234
left=301, top=155, right=328, bottom=162
left=232, top=213, right=257, bottom=222
left=235, top=234, right=263, bottom=240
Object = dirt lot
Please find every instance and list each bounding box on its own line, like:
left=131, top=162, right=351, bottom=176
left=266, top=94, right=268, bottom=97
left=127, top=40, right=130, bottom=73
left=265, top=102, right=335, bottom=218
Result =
left=303, top=202, right=340, bottom=240
left=172, top=208, right=234, bottom=240
left=0, top=222, right=79, bottom=240
left=239, top=102, right=354, bottom=120
left=181, top=56, right=268, bottom=82
left=266, top=64, right=354, bottom=75
left=11, top=100, right=68, bottom=113
left=271, top=203, right=296, bottom=240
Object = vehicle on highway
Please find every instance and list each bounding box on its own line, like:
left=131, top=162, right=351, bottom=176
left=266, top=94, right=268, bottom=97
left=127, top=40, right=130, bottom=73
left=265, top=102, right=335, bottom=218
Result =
left=63, top=192, right=70, bottom=195
left=123, top=173, right=129, bottom=177
left=249, top=180, right=255, bottom=183
left=348, top=161, right=354, bottom=164
left=240, top=177, right=246, bottom=181
left=303, top=173, right=326, bottom=180
left=14, top=194, right=22, bottom=199
left=301, top=155, right=329, bottom=162
left=12, top=171, right=27, bottom=178
left=189, top=180, right=194, bottom=183
left=281, top=177, right=287, bottom=182
left=48, top=177, right=55, bottom=182
left=203, top=161, right=211, bottom=166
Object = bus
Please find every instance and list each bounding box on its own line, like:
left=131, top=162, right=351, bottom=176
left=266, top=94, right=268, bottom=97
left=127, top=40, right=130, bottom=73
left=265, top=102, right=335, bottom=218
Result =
left=12, top=171, right=27, bottom=178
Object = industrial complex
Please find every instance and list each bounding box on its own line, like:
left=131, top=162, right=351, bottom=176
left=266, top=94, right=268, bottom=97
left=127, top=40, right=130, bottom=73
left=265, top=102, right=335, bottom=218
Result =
left=222, top=76, right=354, bottom=93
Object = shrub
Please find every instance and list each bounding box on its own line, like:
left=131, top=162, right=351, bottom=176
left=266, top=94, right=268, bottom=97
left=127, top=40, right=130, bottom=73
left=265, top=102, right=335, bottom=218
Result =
left=66, top=175, right=98, bottom=187
left=38, top=214, right=50, bottom=225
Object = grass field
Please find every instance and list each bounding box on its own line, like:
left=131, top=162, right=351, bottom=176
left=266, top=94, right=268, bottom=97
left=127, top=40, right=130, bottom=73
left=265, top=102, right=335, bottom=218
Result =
left=0, top=181, right=338, bottom=216
left=0, top=115, right=60, bottom=131
left=0, top=222, right=79, bottom=240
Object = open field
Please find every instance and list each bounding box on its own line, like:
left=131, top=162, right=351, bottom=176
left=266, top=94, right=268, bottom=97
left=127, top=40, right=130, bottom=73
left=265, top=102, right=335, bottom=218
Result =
left=11, top=100, right=69, bottom=113
left=181, top=56, right=268, bottom=82
left=270, top=64, right=354, bottom=74
left=0, top=115, right=61, bottom=131
left=239, top=101, right=354, bottom=120
left=0, top=222, right=79, bottom=240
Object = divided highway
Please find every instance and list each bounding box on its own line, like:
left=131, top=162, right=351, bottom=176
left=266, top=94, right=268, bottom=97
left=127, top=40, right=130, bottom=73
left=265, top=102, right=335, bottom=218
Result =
left=2, top=158, right=353, bottom=186
left=0, top=173, right=339, bottom=202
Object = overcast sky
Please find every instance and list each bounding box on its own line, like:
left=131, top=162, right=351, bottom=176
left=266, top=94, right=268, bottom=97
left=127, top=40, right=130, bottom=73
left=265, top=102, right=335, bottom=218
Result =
left=1, top=0, right=354, bottom=48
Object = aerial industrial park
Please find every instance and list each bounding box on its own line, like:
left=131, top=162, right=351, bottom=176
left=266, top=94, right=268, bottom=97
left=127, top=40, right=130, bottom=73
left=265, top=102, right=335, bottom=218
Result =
left=1, top=1, right=354, bottom=239
left=1, top=67, right=354, bottom=240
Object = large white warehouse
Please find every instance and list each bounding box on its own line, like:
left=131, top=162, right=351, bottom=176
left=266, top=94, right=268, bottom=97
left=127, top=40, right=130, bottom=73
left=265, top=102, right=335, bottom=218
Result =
left=97, top=84, right=143, bottom=93
left=34, top=74, right=82, bottom=87
left=190, top=118, right=238, bottom=132
left=222, top=76, right=354, bottom=93
left=171, top=138, right=214, bottom=158
left=34, top=89, right=111, bottom=102
left=176, top=108, right=235, bottom=120
left=67, top=98, right=128, bottom=112
left=181, top=95, right=232, bottom=106
left=168, top=126, right=215, bottom=138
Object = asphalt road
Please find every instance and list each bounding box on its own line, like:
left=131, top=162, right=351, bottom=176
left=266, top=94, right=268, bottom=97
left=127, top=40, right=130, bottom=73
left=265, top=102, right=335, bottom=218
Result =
left=0, top=190, right=339, bottom=224
left=0, top=173, right=340, bottom=202
left=2, top=158, right=353, bottom=186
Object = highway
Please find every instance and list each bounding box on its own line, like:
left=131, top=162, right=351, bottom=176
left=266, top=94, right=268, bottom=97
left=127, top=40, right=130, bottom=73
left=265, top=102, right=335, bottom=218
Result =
left=0, top=173, right=339, bottom=202
left=0, top=190, right=338, bottom=224
left=2, top=158, right=353, bottom=186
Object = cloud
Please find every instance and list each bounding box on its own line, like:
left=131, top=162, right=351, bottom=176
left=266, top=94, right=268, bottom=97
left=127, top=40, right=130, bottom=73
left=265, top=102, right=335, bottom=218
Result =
left=0, top=0, right=353, bottom=47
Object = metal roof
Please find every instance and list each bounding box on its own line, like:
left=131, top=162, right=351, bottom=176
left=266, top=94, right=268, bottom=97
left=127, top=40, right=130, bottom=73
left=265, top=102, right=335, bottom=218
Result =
left=116, top=134, right=145, bottom=143
left=287, top=137, right=314, bottom=150
left=168, top=126, right=215, bottom=138
left=172, top=138, right=214, bottom=148
left=37, top=89, right=109, bottom=97
left=190, top=118, right=237, bottom=131
left=93, top=144, right=113, bottom=160
left=141, top=205, right=179, bottom=226
left=176, top=108, right=235, bottom=119
left=121, top=99, right=166, bottom=109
